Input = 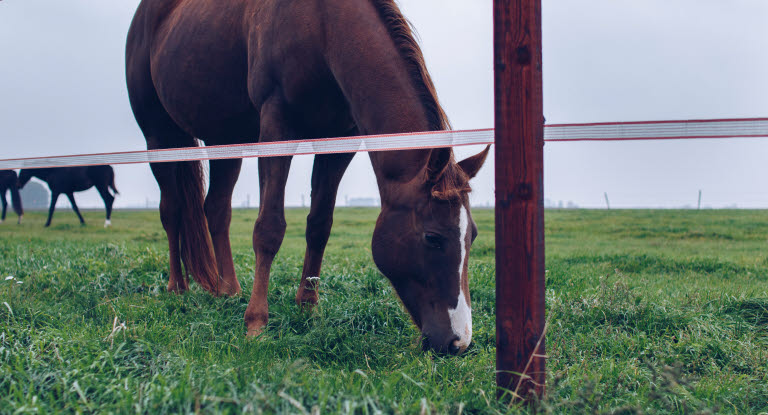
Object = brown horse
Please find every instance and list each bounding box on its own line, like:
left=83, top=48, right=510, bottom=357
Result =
left=18, top=166, right=118, bottom=228
left=126, top=0, right=489, bottom=354
left=0, top=170, right=23, bottom=224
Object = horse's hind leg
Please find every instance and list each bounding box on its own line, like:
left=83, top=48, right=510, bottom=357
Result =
left=95, top=184, right=115, bottom=227
left=150, top=159, right=187, bottom=293
left=204, top=159, right=243, bottom=296
left=139, top=130, right=201, bottom=294
left=66, top=193, right=86, bottom=225
left=296, top=153, right=355, bottom=308
left=128, top=35, right=218, bottom=294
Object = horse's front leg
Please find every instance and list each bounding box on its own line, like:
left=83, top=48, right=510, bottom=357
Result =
left=45, top=191, right=60, bottom=227
left=245, top=155, right=292, bottom=336
left=296, top=153, right=355, bottom=308
left=245, top=97, right=294, bottom=337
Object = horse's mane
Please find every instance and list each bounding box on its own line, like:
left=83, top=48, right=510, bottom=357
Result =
left=369, top=0, right=451, bottom=131
left=370, top=0, right=470, bottom=200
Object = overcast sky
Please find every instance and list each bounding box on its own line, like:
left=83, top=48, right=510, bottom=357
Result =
left=1, top=0, right=767, bottom=209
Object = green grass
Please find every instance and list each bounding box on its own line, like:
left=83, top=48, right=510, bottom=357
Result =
left=1, top=208, right=767, bottom=413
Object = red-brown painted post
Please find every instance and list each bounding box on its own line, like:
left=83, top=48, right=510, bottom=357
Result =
left=494, top=0, right=546, bottom=402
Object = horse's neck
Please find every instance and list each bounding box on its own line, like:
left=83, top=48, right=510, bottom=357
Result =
left=369, top=150, right=439, bottom=211
left=319, top=2, right=441, bottom=202
left=369, top=149, right=430, bottom=180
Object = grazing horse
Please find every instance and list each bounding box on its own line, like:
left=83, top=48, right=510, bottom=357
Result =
left=18, top=166, right=118, bottom=228
left=0, top=170, right=23, bottom=224
left=126, top=0, right=489, bottom=354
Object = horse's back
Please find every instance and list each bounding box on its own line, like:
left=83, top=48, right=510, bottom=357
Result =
left=127, top=0, right=345, bottom=143
left=86, top=166, right=113, bottom=182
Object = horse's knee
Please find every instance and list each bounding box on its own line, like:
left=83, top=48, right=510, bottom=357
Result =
left=253, top=216, right=286, bottom=256
left=306, top=212, right=332, bottom=248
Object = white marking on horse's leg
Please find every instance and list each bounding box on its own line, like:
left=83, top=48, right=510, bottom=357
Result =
left=305, top=276, right=320, bottom=290
left=17, top=215, right=22, bottom=224
left=104, top=219, right=111, bottom=228
left=448, top=206, right=472, bottom=349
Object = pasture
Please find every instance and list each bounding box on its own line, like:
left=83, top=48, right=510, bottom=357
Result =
left=1, top=208, right=767, bottom=413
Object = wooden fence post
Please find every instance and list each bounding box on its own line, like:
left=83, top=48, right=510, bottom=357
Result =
left=494, top=0, right=546, bottom=402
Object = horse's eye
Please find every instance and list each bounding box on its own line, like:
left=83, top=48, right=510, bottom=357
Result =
left=424, top=233, right=444, bottom=249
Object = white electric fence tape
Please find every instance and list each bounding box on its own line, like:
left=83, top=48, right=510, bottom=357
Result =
left=1, top=118, right=767, bottom=170
left=544, top=118, right=768, bottom=142
left=0, top=129, right=494, bottom=170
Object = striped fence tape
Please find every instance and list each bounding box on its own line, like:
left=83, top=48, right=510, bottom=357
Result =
left=1, top=118, right=766, bottom=170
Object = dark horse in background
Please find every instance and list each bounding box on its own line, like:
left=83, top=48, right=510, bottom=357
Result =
left=0, top=170, right=23, bottom=224
left=126, top=0, right=488, bottom=354
left=18, top=166, right=118, bottom=228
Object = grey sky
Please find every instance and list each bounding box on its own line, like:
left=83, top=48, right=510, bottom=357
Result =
left=1, top=0, right=767, bottom=209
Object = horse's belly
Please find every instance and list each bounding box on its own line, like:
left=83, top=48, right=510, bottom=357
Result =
left=73, top=183, right=93, bottom=193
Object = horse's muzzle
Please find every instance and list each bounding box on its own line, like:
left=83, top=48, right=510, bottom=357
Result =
left=421, top=333, right=464, bottom=355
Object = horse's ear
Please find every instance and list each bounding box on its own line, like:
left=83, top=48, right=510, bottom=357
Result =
left=457, top=145, right=491, bottom=179
left=427, top=147, right=452, bottom=183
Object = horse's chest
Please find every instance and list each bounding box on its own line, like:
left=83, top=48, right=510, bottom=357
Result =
left=277, top=70, right=358, bottom=138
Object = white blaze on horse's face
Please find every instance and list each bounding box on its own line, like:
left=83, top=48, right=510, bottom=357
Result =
left=448, top=205, right=472, bottom=351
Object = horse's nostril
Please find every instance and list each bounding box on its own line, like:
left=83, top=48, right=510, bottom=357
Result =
left=448, top=339, right=461, bottom=355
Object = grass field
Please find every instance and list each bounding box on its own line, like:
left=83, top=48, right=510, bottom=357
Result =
left=1, top=208, right=767, bottom=413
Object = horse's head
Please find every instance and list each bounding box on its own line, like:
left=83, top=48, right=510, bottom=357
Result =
left=372, top=146, right=489, bottom=355
left=17, top=169, right=34, bottom=189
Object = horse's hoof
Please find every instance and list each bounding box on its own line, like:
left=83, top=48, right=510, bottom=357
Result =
left=296, top=276, right=320, bottom=308
left=219, top=288, right=241, bottom=297
left=104, top=219, right=112, bottom=228
left=167, top=283, right=188, bottom=294
left=295, top=294, right=319, bottom=309
left=217, top=279, right=242, bottom=297
left=245, top=314, right=267, bottom=338
left=246, top=328, right=264, bottom=339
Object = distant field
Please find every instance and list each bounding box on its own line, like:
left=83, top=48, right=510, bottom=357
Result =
left=1, top=208, right=767, bottom=413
